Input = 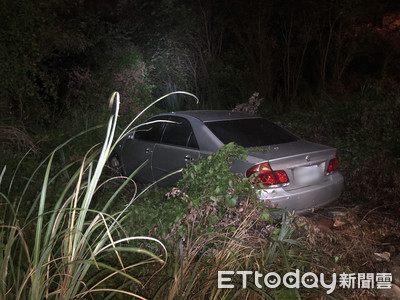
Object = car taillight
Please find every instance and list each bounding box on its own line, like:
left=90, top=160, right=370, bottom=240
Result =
left=327, top=152, right=339, bottom=174
left=246, top=162, right=289, bottom=187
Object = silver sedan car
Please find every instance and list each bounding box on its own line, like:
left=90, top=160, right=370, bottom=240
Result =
left=110, top=110, right=344, bottom=214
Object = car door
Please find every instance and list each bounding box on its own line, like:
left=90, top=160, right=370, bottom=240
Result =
left=152, top=116, right=200, bottom=186
left=120, top=118, right=167, bottom=182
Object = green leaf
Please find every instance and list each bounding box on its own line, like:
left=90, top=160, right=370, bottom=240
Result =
left=260, top=209, right=272, bottom=222
left=225, top=195, right=238, bottom=207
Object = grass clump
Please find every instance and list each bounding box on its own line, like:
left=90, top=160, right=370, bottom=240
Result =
left=145, top=201, right=337, bottom=299
left=0, top=91, right=199, bottom=299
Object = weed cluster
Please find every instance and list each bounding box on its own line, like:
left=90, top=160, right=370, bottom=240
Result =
left=1, top=92, right=199, bottom=299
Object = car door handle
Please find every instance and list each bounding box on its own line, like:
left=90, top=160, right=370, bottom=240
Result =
left=184, top=155, right=194, bottom=162
left=145, top=148, right=152, bottom=153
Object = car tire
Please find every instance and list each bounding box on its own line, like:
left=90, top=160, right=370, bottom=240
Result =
left=109, top=155, right=126, bottom=176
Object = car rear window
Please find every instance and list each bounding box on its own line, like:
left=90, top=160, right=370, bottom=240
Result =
left=205, top=118, right=299, bottom=147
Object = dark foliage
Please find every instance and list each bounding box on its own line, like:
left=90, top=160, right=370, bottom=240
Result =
left=1, top=0, right=400, bottom=128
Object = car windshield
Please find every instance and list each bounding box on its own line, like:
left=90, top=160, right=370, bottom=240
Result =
left=205, top=118, right=299, bottom=147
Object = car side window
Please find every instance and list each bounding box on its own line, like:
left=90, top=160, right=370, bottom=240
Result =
left=161, top=117, right=199, bottom=148
left=134, top=118, right=167, bottom=142
left=187, top=132, right=198, bottom=148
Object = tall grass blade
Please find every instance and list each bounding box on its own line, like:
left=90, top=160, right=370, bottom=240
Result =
left=1, top=90, right=201, bottom=299
left=0, top=166, right=5, bottom=188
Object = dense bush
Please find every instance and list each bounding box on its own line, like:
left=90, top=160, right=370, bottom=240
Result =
left=274, top=82, right=400, bottom=171
left=177, top=142, right=252, bottom=207
left=127, top=143, right=255, bottom=242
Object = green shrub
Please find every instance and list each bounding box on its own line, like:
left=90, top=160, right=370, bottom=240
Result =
left=177, top=142, right=253, bottom=208
left=126, top=143, right=257, bottom=246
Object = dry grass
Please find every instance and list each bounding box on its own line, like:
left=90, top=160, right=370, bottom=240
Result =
left=148, top=200, right=327, bottom=299
left=155, top=210, right=271, bottom=299
left=0, top=126, right=38, bottom=154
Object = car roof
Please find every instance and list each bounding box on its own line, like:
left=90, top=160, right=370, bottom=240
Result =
left=161, top=110, right=260, bottom=122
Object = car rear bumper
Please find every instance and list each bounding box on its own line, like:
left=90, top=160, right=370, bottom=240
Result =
left=257, top=172, right=344, bottom=214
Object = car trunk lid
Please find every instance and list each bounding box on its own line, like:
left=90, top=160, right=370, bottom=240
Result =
left=247, top=140, right=337, bottom=190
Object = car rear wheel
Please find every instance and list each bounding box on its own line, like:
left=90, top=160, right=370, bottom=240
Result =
left=109, top=155, right=125, bottom=175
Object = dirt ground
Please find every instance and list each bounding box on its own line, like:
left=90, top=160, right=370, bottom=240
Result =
left=299, top=165, right=400, bottom=299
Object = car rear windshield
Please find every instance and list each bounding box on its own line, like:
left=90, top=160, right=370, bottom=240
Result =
left=205, top=118, right=299, bottom=147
